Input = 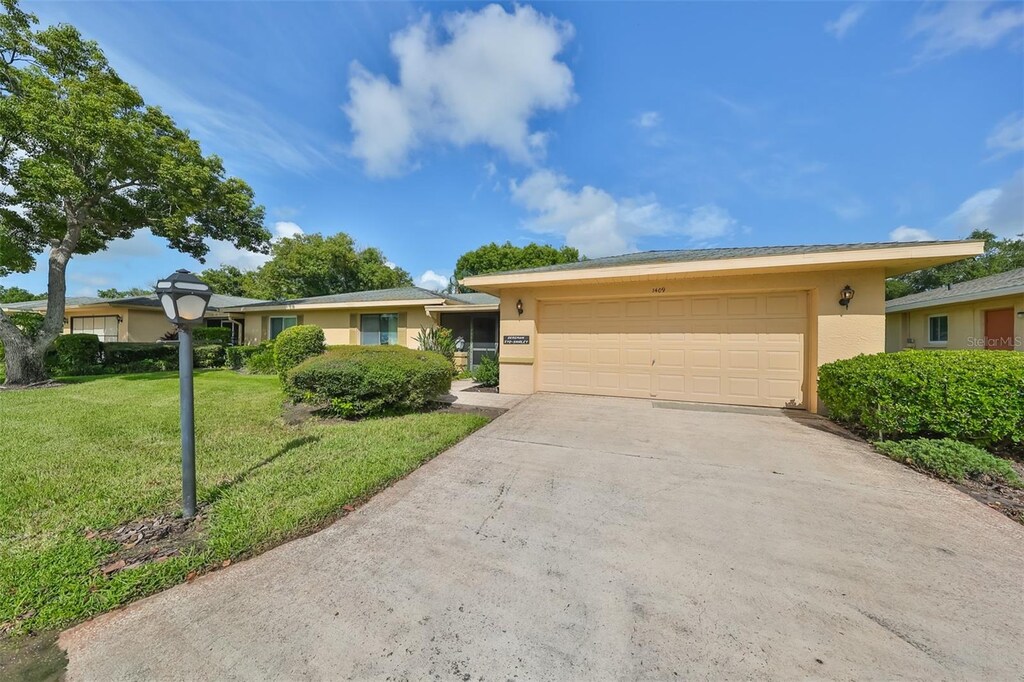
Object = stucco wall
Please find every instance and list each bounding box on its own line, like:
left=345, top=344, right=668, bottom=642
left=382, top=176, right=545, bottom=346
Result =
left=885, top=294, right=1024, bottom=352
left=241, top=306, right=436, bottom=349
left=125, top=308, right=176, bottom=342
left=491, top=267, right=887, bottom=412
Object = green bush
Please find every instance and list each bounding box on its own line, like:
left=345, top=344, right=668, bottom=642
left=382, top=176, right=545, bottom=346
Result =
left=285, top=345, right=453, bottom=418
left=473, top=354, right=499, bottom=387
left=415, top=326, right=457, bottom=374
left=274, top=325, right=325, bottom=379
left=226, top=344, right=263, bottom=370
left=818, top=350, right=1024, bottom=447
left=102, top=342, right=178, bottom=372
left=50, top=334, right=102, bottom=375
left=193, top=326, right=232, bottom=345
left=875, top=438, right=1023, bottom=488
left=194, top=344, right=226, bottom=369
left=243, top=342, right=277, bottom=374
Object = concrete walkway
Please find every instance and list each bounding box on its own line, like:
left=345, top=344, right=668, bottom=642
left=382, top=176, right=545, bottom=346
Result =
left=436, top=378, right=526, bottom=410
left=61, top=394, right=1024, bottom=680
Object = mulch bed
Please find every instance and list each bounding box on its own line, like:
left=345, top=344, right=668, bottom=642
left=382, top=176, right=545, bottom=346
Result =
left=461, top=385, right=499, bottom=394
left=85, top=510, right=207, bottom=577
left=0, top=380, right=65, bottom=391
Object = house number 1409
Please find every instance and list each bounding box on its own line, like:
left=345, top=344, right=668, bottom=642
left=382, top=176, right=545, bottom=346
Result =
left=651, top=287, right=666, bottom=294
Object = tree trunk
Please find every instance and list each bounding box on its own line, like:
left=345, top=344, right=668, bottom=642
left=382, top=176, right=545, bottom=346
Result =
left=1, top=333, right=48, bottom=385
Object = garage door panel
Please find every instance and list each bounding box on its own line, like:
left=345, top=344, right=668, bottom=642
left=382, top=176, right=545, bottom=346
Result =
left=538, top=293, right=805, bottom=408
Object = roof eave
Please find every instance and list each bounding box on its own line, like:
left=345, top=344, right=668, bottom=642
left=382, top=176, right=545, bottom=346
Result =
left=886, top=284, right=1024, bottom=313
left=460, top=241, right=986, bottom=291
left=222, top=297, right=448, bottom=313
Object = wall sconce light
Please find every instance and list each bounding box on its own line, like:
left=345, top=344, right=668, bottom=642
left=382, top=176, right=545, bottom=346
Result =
left=839, top=285, right=855, bottom=308
left=116, top=315, right=123, bottom=323
left=516, top=299, right=524, bottom=316
left=1017, top=311, right=1024, bottom=318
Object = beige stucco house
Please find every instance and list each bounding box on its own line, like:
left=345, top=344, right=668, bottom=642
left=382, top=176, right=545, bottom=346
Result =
left=222, top=287, right=500, bottom=370
left=885, top=267, right=1024, bottom=353
left=461, top=240, right=983, bottom=412
left=1, top=293, right=263, bottom=343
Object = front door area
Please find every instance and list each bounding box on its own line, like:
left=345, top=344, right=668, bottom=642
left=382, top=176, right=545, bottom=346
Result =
left=984, top=308, right=1015, bottom=350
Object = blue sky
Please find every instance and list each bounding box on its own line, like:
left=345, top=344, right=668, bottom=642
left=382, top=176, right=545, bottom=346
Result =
left=4, top=1, right=1023, bottom=296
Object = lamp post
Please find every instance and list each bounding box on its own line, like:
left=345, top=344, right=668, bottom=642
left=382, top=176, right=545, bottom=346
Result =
left=156, top=270, right=213, bottom=519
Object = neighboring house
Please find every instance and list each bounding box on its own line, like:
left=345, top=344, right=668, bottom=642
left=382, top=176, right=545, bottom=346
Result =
left=461, top=240, right=983, bottom=412
left=885, top=267, right=1024, bottom=353
left=0, top=293, right=265, bottom=344
left=222, top=287, right=500, bottom=370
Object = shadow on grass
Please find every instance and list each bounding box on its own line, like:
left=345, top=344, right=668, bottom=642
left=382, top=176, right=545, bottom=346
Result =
left=57, top=369, right=223, bottom=384
left=204, top=434, right=322, bottom=505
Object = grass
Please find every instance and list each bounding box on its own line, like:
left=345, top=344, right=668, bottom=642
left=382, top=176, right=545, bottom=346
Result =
left=874, top=438, right=1023, bottom=488
left=0, top=370, right=488, bottom=635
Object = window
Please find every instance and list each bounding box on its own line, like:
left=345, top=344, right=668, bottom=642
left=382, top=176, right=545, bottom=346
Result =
left=360, top=313, right=399, bottom=346
left=269, top=316, right=297, bottom=340
left=71, top=316, right=119, bottom=342
left=928, top=315, right=948, bottom=344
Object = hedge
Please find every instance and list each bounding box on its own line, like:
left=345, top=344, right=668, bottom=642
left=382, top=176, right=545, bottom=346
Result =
left=193, top=327, right=232, bottom=345
left=285, top=345, right=453, bottom=418
left=818, top=350, right=1024, bottom=446
left=273, top=325, right=325, bottom=379
left=226, top=344, right=265, bottom=370
left=243, top=342, right=276, bottom=374
left=50, top=334, right=103, bottom=376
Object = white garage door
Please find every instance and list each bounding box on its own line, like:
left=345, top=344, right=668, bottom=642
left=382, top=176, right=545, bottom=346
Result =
left=537, top=292, right=807, bottom=408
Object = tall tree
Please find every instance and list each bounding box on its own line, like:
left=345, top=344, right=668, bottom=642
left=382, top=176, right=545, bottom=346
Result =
left=886, top=230, right=1024, bottom=299
left=0, top=0, right=268, bottom=384
left=198, top=264, right=252, bottom=297
left=243, top=233, right=412, bottom=300
left=97, top=286, right=150, bottom=299
left=454, top=241, right=580, bottom=292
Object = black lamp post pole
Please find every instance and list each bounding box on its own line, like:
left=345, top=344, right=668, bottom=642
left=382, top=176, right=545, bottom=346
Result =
left=178, top=324, right=197, bottom=519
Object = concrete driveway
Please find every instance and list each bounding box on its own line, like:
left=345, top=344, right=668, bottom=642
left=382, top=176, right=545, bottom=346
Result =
left=61, top=394, right=1024, bottom=680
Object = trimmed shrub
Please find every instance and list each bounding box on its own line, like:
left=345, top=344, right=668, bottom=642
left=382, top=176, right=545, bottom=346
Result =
left=50, top=334, right=102, bottom=376
left=244, top=342, right=276, bottom=374
left=473, top=354, right=499, bottom=387
left=273, top=325, right=325, bottom=379
left=102, top=343, right=178, bottom=372
left=875, top=438, right=1023, bottom=488
left=818, top=350, right=1024, bottom=447
left=415, top=326, right=457, bottom=374
left=226, top=344, right=263, bottom=370
left=194, top=344, right=226, bottom=369
left=193, top=327, right=232, bottom=345
left=285, top=345, right=453, bottom=418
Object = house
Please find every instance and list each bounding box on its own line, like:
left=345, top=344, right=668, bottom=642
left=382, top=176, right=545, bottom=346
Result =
left=885, top=267, right=1024, bottom=353
left=0, top=293, right=264, bottom=344
left=460, top=240, right=984, bottom=412
left=221, top=287, right=500, bottom=370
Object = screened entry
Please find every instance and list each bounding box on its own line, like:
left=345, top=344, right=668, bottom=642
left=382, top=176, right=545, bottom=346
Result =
left=439, top=312, right=498, bottom=369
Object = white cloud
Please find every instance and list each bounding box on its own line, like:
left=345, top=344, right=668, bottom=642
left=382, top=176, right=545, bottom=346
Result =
left=633, top=111, right=662, bottom=129
left=986, top=112, right=1024, bottom=157
left=831, top=196, right=869, bottom=221
left=945, top=169, right=1024, bottom=237
left=825, top=4, right=868, bottom=40
left=343, top=4, right=576, bottom=177
left=416, top=269, right=450, bottom=291
left=909, top=2, right=1024, bottom=64
left=889, top=226, right=936, bottom=242
left=272, top=221, right=304, bottom=240
left=510, top=169, right=740, bottom=258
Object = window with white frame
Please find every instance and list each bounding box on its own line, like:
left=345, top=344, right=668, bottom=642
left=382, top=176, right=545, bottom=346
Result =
left=360, top=313, right=399, bottom=345
left=269, top=316, right=297, bottom=340
left=70, top=316, right=119, bottom=342
left=928, top=315, right=948, bottom=344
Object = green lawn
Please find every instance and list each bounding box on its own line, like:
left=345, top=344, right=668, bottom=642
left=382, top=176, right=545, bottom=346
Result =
left=0, top=371, right=488, bottom=635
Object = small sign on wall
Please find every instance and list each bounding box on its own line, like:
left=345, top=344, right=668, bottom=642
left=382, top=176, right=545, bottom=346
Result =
left=503, top=335, right=530, bottom=345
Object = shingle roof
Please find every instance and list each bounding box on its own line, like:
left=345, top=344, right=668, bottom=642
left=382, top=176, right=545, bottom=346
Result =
left=886, top=267, right=1024, bottom=312
left=1, top=296, right=104, bottom=311
left=446, top=292, right=500, bottom=306
left=481, top=240, right=976, bottom=276
left=227, top=286, right=446, bottom=310
left=1, top=293, right=264, bottom=312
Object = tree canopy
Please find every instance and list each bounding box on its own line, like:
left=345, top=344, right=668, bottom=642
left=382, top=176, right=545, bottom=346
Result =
left=0, top=0, right=268, bottom=383
left=886, top=230, right=1024, bottom=300
left=199, top=232, right=412, bottom=300
left=454, top=241, right=580, bottom=291
left=97, top=286, right=150, bottom=299
left=0, top=284, right=40, bottom=302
